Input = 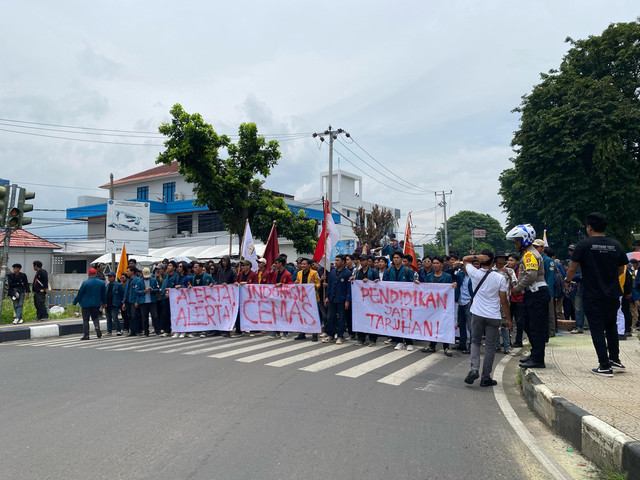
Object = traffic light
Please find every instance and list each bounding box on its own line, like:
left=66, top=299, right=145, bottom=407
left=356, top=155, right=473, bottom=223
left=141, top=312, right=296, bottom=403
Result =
left=0, top=185, right=8, bottom=228
left=17, top=188, right=35, bottom=228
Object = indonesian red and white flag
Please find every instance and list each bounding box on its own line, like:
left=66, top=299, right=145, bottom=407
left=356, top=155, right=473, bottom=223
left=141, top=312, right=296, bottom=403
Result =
left=313, top=199, right=340, bottom=270
left=403, top=212, right=419, bottom=272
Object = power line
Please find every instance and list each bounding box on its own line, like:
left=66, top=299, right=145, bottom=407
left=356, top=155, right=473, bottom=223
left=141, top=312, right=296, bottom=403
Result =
left=0, top=127, right=164, bottom=146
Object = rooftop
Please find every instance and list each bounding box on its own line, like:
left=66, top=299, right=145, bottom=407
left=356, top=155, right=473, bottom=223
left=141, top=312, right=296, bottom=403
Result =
left=0, top=229, right=61, bottom=249
left=99, top=162, right=180, bottom=188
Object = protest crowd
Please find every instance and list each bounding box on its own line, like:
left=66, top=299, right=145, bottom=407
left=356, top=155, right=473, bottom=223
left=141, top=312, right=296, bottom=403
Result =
left=28, top=212, right=633, bottom=386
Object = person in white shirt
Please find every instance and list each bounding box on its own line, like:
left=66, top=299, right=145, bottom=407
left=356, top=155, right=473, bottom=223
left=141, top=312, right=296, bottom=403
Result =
left=461, top=251, right=511, bottom=387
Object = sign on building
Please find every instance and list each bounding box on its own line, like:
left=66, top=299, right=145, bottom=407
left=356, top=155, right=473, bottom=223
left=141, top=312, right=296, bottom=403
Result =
left=473, top=229, right=486, bottom=238
left=105, top=200, right=150, bottom=254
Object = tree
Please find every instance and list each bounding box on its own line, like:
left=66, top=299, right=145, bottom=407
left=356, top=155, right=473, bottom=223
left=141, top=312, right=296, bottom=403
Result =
left=351, top=205, right=395, bottom=247
left=157, top=104, right=317, bottom=254
left=499, top=21, right=640, bottom=253
left=430, top=210, right=511, bottom=255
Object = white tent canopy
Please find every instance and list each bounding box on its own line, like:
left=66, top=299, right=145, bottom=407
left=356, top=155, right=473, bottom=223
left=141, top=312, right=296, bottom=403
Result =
left=91, top=244, right=266, bottom=267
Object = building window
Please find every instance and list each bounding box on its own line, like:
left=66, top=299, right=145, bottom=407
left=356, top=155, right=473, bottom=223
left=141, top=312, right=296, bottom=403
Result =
left=346, top=209, right=350, bottom=217
left=163, top=182, right=176, bottom=202
left=136, top=186, right=149, bottom=201
left=177, top=215, right=192, bottom=234
left=198, top=212, right=224, bottom=233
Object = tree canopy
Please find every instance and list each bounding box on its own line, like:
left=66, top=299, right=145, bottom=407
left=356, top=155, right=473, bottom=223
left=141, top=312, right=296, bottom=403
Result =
left=157, top=104, right=316, bottom=253
left=499, top=20, right=640, bottom=253
left=427, top=210, right=511, bottom=256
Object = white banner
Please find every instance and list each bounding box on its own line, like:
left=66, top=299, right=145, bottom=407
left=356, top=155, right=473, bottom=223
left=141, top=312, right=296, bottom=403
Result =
left=351, top=280, right=456, bottom=343
left=106, top=200, right=150, bottom=254
left=169, top=285, right=239, bottom=332
left=240, top=284, right=321, bottom=333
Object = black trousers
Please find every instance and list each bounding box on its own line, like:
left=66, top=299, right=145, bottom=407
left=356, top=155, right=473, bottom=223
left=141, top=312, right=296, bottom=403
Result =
left=139, top=303, right=157, bottom=335
left=584, top=296, right=620, bottom=368
left=160, top=299, right=172, bottom=334
left=34, top=291, right=48, bottom=319
left=523, top=287, right=550, bottom=363
left=82, top=306, right=101, bottom=338
left=511, top=301, right=525, bottom=344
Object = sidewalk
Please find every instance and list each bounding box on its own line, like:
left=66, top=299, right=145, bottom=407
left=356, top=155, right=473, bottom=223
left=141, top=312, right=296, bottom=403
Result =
left=522, top=330, right=640, bottom=478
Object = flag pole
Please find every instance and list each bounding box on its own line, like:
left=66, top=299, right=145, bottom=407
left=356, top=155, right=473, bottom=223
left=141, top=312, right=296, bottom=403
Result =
left=239, top=218, right=248, bottom=262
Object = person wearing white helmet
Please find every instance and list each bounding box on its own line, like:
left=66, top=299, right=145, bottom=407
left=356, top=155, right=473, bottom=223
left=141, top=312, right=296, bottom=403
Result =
left=506, top=224, right=550, bottom=369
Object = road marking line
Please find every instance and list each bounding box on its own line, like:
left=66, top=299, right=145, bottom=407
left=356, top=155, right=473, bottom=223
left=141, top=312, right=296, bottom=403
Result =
left=181, top=337, right=265, bottom=355
left=336, top=350, right=413, bottom=378
left=208, top=340, right=277, bottom=359
left=95, top=338, right=159, bottom=350
left=493, top=355, right=574, bottom=480
left=160, top=341, right=221, bottom=353
left=236, top=342, right=312, bottom=363
left=74, top=338, right=143, bottom=349
left=378, top=354, right=444, bottom=386
left=299, top=346, right=371, bottom=372
left=135, top=339, right=207, bottom=352
left=265, top=344, right=349, bottom=367
left=19, top=338, right=81, bottom=347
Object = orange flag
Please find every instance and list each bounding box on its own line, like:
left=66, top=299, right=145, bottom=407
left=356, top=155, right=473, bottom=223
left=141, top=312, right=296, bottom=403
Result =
left=116, top=244, right=128, bottom=280
left=403, top=213, right=419, bottom=272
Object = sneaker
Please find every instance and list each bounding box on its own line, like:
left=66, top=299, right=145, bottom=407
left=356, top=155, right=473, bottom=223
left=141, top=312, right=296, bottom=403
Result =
left=280, top=334, right=289, bottom=339
left=178, top=333, right=186, bottom=338
left=96, top=329, right=102, bottom=339
left=116, top=331, right=122, bottom=336
left=369, top=340, right=376, bottom=347
left=269, top=333, right=278, bottom=339
left=394, top=342, right=406, bottom=350
left=294, top=334, right=306, bottom=341
left=319, top=332, right=328, bottom=338
left=618, top=334, right=627, bottom=341
left=321, top=337, right=334, bottom=343
left=17, top=318, right=23, bottom=324
left=230, top=332, right=242, bottom=338
left=511, top=342, right=523, bottom=348
left=355, top=340, right=364, bottom=346
left=383, top=338, right=394, bottom=345
left=480, top=378, right=498, bottom=387
left=172, top=333, right=179, bottom=338
left=421, top=346, right=436, bottom=353
left=569, top=328, right=583, bottom=334
left=406, top=344, right=414, bottom=351
left=336, top=338, right=344, bottom=345
left=591, top=366, right=613, bottom=377
left=443, top=348, right=452, bottom=357
left=161, top=332, right=168, bottom=337
left=105, top=332, right=112, bottom=337
left=200, top=333, right=207, bottom=338
left=504, top=350, right=516, bottom=356
left=12, top=318, right=18, bottom=324
left=464, top=370, right=479, bottom=385
left=311, top=334, right=318, bottom=342
left=610, top=360, right=626, bottom=371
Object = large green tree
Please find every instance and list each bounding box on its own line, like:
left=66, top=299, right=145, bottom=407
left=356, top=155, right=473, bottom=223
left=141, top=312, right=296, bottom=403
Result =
left=157, top=104, right=316, bottom=253
left=427, top=210, right=511, bottom=256
left=500, top=21, right=640, bottom=253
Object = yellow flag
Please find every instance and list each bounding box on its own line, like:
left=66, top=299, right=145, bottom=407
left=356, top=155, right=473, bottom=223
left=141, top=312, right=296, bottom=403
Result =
left=116, top=244, right=128, bottom=280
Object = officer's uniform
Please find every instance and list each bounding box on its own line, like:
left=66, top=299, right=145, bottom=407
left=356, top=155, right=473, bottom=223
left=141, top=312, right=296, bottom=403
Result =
left=514, top=245, right=550, bottom=364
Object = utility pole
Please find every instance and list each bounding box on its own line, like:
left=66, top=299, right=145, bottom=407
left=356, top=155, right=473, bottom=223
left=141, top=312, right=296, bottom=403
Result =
left=435, top=191, right=452, bottom=255
left=109, top=173, right=116, bottom=273
left=312, top=126, right=350, bottom=213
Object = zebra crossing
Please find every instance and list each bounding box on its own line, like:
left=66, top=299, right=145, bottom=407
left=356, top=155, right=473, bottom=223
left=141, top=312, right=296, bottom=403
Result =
left=8, top=334, right=464, bottom=388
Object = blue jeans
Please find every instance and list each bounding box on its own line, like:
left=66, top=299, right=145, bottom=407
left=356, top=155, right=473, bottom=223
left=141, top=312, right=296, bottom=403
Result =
left=457, top=303, right=471, bottom=350
left=12, top=291, right=25, bottom=319
left=500, top=325, right=511, bottom=351
left=574, top=295, right=584, bottom=329
left=105, top=306, right=121, bottom=333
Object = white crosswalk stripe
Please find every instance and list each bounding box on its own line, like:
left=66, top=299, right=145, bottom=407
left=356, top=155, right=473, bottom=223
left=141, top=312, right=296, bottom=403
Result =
left=236, top=341, right=313, bottom=363
left=265, top=343, right=348, bottom=367
left=208, top=340, right=277, bottom=359
left=298, top=346, right=373, bottom=372
left=377, top=354, right=445, bottom=386
left=95, top=338, right=159, bottom=350
left=135, top=339, right=207, bottom=352
left=181, top=337, right=265, bottom=355
left=336, top=349, right=414, bottom=378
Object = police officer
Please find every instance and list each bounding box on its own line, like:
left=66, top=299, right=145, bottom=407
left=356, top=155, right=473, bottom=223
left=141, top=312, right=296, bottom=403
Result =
left=506, top=224, right=550, bottom=369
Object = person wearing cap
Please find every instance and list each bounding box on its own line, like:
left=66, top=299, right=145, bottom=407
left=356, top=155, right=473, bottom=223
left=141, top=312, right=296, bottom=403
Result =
left=256, top=258, right=270, bottom=284
left=293, top=258, right=321, bottom=342
left=136, top=267, right=160, bottom=336
left=506, top=224, right=549, bottom=369
left=104, top=271, right=125, bottom=335
left=379, top=234, right=398, bottom=258
left=8, top=263, right=30, bottom=324
left=73, top=268, right=107, bottom=340
left=566, top=243, right=585, bottom=334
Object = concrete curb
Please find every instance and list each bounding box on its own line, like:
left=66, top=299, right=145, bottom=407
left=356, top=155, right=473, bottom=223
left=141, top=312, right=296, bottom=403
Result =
left=522, top=369, right=639, bottom=480
left=0, top=320, right=107, bottom=343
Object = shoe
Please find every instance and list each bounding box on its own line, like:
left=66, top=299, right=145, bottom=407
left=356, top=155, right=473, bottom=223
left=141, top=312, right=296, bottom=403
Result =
left=127, top=333, right=137, bottom=337
left=269, top=333, right=278, bottom=339
left=421, top=346, right=436, bottom=353
left=336, top=338, right=344, bottom=345
left=383, top=338, right=394, bottom=345
left=519, top=355, right=531, bottom=363
left=230, top=332, right=242, bottom=338
left=349, top=335, right=357, bottom=340
left=619, top=335, right=627, bottom=341
left=511, top=342, right=523, bottom=348
left=462, top=349, right=471, bottom=354
left=569, top=328, right=583, bottom=334
left=96, top=329, right=102, bottom=339
left=394, top=342, right=406, bottom=350
left=625, top=332, right=632, bottom=337
left=504, top=350, right=516, bottom=356
left=495, top=346, right=502, bottom=352
left=106, top=332, right=112, bottom=336
left=444, top=348, right=452, bottom=357
left=12, top=318, right=18, bottom=324
left=464, top=370, right=479, bottom=385
left=480, top=378, right=498, bottom=387
left=591, top=366, right=613, bottom=377
left=406, top=344, right=414, bottom=351
left=200, top=333, right=207, bottom=338
left=18, top=318, right=23, bottom=324
left=222, top=332, right=231, bottom=338
left=281, top=334, right=289, bottom=339
left=80, top=336, right=90, bottom=341
left=319, top=332, right=328, bottom=338
left=116, top=331, right=122, bottom=336
left=355, top=341, right=364, bottom=346
left=294, top=334, right=306, bottom=341
left=519, top=360, right=546, bottom=369
left=369, top=339, right=376, bottom=346
left=172, top=333, right=179, bottom=338
left=610, top=360, right=626, bottom=371
left=549, top=332, right=556, bottom=338
left=144, top=332, right=150, bottom=337
left=321, top=337, right=334, bottom=343
left=178, top=333, right=186, bottom=338
left=453, top=345, right=466, bottom=351
left=311, top=334, right=318, bottom=342
left=249, top=332, right=256, bottom=337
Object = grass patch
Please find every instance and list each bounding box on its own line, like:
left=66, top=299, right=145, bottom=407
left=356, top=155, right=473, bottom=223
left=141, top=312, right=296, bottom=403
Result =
left=516, top=368, right=523, bottom=387
left=603, top=468, right=627, bottom=480
left=1, top=297, right=79, bottom=324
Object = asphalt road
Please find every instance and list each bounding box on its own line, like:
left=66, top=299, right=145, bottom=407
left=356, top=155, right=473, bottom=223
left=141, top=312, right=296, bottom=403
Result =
left=0, top=335, right=555, bottom=480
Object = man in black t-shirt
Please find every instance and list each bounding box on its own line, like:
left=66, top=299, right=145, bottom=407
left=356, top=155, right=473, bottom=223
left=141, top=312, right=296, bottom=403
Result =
left=565, top=212, right=628, bottom=377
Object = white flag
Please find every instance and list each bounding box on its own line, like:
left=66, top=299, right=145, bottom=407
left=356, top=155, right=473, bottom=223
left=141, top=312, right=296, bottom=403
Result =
left=242, top=221, right=259, bottom=271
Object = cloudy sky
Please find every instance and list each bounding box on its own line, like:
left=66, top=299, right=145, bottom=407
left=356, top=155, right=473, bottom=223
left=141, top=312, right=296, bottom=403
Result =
left=1, top=1, right=638, bottom=245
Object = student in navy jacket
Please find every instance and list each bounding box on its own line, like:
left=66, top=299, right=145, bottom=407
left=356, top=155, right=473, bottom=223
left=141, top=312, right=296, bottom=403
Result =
left=383, top=250, right=419, bottom=350
left=124, top=266, right=143, bottom=336
left=74, top=268, right=107, bottom=340
left=104, top=272, right=125, bottom=335
left=323, top=254, right=352, bottom=344
left=136, top=267, right=160, bottom=336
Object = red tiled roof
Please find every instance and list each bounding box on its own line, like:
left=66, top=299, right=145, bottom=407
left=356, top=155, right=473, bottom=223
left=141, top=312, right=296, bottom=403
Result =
left=0, top=229, right=60, bottom=249
left=99, top=161, right=180, bottom=188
